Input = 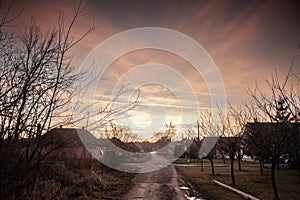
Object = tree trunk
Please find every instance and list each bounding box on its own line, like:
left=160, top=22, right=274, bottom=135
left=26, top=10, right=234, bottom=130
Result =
left=210, top=158, right=215, bottom=176
left=31, top=172, right=39, bottom=196
left=238, top=157, right=242, bottom=171
left=259, top=158, right=264, bottom=176
left=271, top=160, right=280, bottom=200
left=296, top=152, right=300, bottom=184
left=277, top=161, right=280, bottom=171
left=222, top=153, right=226, bottom=164
left=0, top=183, right=2, bottom=200
left=298, top=159, right=300, bottom=184
left=230, top=156, right=236, bottom=185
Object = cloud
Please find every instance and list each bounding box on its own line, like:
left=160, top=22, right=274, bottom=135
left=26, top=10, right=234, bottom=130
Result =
left=5, top=0, right=300, bottom=136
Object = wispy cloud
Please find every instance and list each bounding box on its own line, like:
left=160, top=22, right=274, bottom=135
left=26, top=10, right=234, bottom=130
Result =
left=6, top=0, right=300, bottom=135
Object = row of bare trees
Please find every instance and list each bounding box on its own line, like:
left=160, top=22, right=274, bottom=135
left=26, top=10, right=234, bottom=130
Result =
left=192, top=62, right=300, bottom=200
left=193, top=107, right=246, bottom=184
left=244, top=64, right=300, bottom=200
left=174, top=58, right=298, bottom=200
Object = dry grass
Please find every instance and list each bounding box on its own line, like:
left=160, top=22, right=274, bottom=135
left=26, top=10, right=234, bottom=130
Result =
left=31, top=158, right=135, bottom=200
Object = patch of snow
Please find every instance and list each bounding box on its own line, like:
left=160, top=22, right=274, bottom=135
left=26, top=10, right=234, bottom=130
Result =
left=180, top=186, right=190, bottom=190
left=184, top=194, right=203, bottom=200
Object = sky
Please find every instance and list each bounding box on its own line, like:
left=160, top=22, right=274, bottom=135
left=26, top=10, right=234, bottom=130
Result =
left=2, top=0, right=300, bottom=138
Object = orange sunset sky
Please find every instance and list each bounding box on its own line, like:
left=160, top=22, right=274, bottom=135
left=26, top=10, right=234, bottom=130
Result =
left=2, top=0, right=300, bottom=138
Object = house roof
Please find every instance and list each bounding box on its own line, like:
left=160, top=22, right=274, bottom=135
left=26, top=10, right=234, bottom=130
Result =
left=41, top=128, right=100, bottom=148
left=245, top=122, right=300, bottom=133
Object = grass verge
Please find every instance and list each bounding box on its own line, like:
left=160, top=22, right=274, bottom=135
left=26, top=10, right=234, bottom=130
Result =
left=176, top=159, right=300, bottom=200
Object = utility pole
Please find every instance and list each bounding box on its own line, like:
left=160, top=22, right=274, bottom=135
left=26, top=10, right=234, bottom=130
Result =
left=86, top=112, right=89, bottom=130
left=197, top=120, right=202, bottom=166
left=197, top=120, right=200, bottom=141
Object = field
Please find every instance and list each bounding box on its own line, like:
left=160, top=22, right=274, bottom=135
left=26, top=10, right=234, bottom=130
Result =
left=175, top=159, right=300, bottom=200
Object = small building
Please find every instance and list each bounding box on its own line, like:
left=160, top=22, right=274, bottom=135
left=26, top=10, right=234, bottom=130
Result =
left=243, top=122, right=300, bottom=164
left=41, top=127, right=103, bottom=160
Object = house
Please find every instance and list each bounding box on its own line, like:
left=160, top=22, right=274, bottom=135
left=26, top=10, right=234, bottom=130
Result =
left=41, top=127, right=103, bottom=160
left=243, top=122, right=300, bottom=164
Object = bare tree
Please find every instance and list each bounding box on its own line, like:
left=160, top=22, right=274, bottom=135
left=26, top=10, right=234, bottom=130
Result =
left=198, top=109, right=219, bottom=176
left=0, top=1, right=96, bottom=198
left=246, top=64, right=300, bottom=200
left=150, top=121, right=177, bottom=142
left=0, top=1, right=140, bottom=198
left=218, top=105, right=248, bottom=185
left=104, top=122, right=138, bottom=143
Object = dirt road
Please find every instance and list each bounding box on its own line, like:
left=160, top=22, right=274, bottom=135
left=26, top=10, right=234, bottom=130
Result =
left=123, top=164, right=186, bottom=200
